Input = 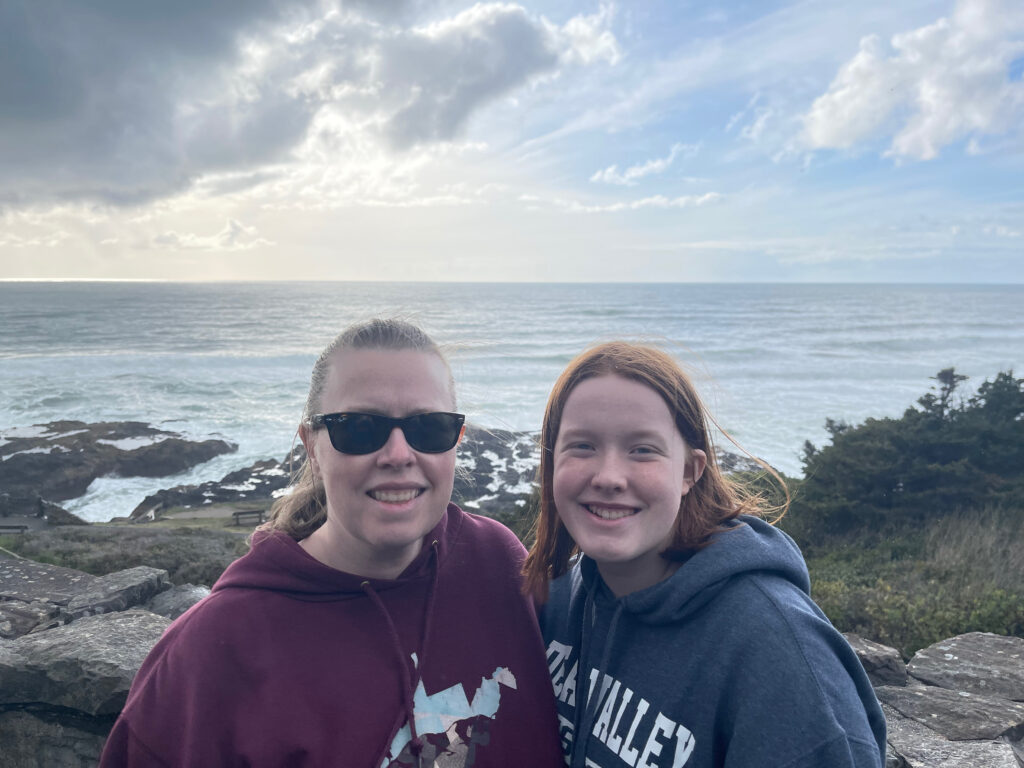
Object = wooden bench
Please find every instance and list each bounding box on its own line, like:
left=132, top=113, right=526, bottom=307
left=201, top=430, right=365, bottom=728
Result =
left=231, top=509, right=266, bottom=526
left=0, top=524, right=29, bottom=534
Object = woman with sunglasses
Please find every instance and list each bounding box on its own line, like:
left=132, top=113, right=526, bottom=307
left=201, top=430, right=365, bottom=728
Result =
left=101, top=319, right=563, bottom=768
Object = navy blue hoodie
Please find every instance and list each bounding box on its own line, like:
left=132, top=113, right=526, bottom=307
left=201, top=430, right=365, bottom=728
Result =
left=541, top=516, right=886, bottom=768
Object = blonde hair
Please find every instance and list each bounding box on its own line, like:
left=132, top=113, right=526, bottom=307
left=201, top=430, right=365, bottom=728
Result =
left=261, top=318, right=453, bottom=541
left=522, top=342, right=787, bottom=601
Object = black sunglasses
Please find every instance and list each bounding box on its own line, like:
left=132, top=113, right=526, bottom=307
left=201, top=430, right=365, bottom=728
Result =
left=309, top=411, right=465, bottom=455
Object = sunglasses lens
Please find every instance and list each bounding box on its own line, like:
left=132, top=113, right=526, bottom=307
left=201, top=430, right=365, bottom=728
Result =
left=326, top=413, right=388, bottom=455
left=404, top=412, right=464, bottom=453
left=320, top=412, right=463, bottom=455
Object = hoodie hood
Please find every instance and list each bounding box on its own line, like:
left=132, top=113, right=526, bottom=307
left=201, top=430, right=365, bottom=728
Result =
left=582, top=515, right=810, bottom=623
left=212, top=503, right=459, bottom=602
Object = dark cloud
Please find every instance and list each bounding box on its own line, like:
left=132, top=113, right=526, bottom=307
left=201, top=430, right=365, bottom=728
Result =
left=0, top=0, right=320, bottom=205
left=381, top=5, right=561, bottom=148
left=0, top=0, right=596, bottom=208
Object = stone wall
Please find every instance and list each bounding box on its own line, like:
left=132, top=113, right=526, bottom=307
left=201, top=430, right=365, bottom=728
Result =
left=0, top=558, right=208, bottom=768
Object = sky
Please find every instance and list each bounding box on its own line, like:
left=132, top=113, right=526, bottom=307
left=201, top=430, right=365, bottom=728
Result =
left=1, top=0, right=1022, bottom=282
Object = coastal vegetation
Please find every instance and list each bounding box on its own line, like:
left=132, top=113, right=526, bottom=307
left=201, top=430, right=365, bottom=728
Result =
left=780, top=368, right=1024, bottom=656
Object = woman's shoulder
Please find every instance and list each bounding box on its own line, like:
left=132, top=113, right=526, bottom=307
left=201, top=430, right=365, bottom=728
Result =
left=151, top=586, right=265, bottom=657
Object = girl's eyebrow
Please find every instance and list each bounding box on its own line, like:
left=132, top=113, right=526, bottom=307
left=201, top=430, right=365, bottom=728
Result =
left=559, top=426, right=669, bottom=443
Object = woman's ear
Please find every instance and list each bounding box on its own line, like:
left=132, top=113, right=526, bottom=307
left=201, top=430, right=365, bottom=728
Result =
left=299, top=424, right=319, bottom=476
left=456, top=424, right=466, bottom=446
left=682, top=448, right=707, bottom=494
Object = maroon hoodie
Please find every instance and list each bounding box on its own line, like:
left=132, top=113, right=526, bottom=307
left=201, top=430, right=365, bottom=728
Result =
left=100, top=504, right=563, bottom=767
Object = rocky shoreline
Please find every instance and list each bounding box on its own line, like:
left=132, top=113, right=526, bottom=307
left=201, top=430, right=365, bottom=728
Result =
left=2, top=554, right=1022, bottom=767
left=0, top=422, right=237, bottom=508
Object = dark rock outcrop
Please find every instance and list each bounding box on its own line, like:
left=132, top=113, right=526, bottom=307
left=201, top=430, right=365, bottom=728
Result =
left=0, top=421, right=237, bottom=503
left=130, top=456, right=296, bottom=520
left=452, top=427, right=540, bottom=517
left=0, top=494, right=88, bottom=526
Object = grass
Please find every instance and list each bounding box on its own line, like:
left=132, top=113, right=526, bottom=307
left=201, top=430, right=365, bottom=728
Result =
left=802, top=505, right=1024, bottom=657
left=0, top=523, right=251, bottom=586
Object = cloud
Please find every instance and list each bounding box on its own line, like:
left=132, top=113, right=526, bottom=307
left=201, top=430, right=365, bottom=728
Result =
left=379, top=4, right=564, bottom=149
left=0, top=230, right=71, bottom=248
left=740, top=109, right=773, bottom=142
left=0, top=1, right=617, bottom=207
left=802, top=0, right=1024, bottom=160
left=590, top=143, right=699, bottom=185
left=150, top=219, right=273, bottom=251
left=557, top=3, right=621, bottom=66
left=984, top=224, right=1021, bottom=237
left=520, top=191, right=722, bottom=213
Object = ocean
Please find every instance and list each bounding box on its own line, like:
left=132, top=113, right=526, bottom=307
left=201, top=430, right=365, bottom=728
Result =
left=2, top=281, right=1021, bottom=522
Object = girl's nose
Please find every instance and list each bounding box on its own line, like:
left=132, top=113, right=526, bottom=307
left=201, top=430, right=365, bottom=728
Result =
left=590, top=453, right=626, bottom=492
left=376, top=426, right=415, bottom=467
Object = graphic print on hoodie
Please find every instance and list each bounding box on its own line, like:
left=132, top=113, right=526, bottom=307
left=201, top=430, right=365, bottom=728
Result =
left=541, top=516, right=887, bottom=768
left=382, top=656, right=518, bottom=767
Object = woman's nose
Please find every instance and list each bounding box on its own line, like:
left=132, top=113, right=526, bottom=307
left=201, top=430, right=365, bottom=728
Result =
left=376, top=426, right=415, bottom=466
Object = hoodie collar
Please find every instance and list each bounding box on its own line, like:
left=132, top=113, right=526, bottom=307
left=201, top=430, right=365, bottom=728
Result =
left=213, top=503, right=463, bottom=600
left=578, top=515, right=810, bottom=625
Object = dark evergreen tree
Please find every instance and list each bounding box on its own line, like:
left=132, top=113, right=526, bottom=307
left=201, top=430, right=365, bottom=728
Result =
left=793, top=369, right=1024, bottom=535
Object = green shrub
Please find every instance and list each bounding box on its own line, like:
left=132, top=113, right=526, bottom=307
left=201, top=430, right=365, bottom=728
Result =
left=794, top=369, right=1024, bottom=537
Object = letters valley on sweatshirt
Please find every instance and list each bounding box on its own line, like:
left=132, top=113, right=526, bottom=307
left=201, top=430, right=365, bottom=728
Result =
left=548, top=640, right=696, bottom=768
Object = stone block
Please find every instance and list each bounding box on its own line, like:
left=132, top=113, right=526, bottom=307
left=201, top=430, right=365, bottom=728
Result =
left=65, top=566, right=169, bottom=620
left=909, top=632, right=1024, bottom=702
left=0, top=610, right=169, bottom=715
left=0, top=708, right=110, bottom=768
left=144, top=583, right=210, bottom=620
left=882, top=702, right=1019, bottom=768
left=0, top=600, right=62, bottom=639
left=0, top=560, right=98, bottom=606
left=877, top=683, right=1024, bottom=741
left=845, top=632, right=908, bottom=687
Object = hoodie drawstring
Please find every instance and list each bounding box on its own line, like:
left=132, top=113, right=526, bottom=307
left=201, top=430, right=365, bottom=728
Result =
left=569, top=576, right=625, bottom=768
left=366, top=540, right=440, bottom=768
